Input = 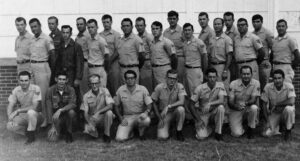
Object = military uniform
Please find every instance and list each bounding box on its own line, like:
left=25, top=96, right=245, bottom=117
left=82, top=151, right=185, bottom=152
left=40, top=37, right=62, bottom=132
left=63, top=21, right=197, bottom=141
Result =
left=261, top=82, right=296, bottom=136
left=15, top=31, right=33, bottom=73
left=225, top=25, right=239, bottom=81
left=199, top=25, right=214, bottom=51
left=151, top=83, right=186, bottom=139
left=191, top=82, right=226, bottom=139
left=7, top=84, right=43, bottom=135
left=163, top=25, right=185, bottom=83
left=229, top=79, right=260, bottom=137
left=150, top=36, right=176, bottom=85
left=49, top=28, right=63, bottom=85
left=115, top=84, right=152, bottom=141
left=272, top=34, right=298, bottom=83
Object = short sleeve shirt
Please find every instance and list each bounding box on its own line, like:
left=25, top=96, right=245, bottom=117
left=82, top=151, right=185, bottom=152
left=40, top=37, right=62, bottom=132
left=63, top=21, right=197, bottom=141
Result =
left=99, top=29, right=121, bottom=57
left=15, top=31, right=33, bottom=61
left=163, top=25, right=184, bottom=56
left=225, top=26, right=239, bottom=41
left=229, top=79, right=260, bottom=104
left=114, top=85, right=152, bottom=115
left=208, top=33, right=233, bottom=63
left=253, top=27, right=274, bottom=59
left=191, top=82, right=227, bottom=112
left=198, top=25, right=215, bottom=50
left=234, top=32, right=263, bottom=61
left=8, top=84, right=41, bottom=109
left=261, top=82, right=296, bottom=104
left=272, top=34, right=298, bottom=63
left=87, top=34, right=110, bottom=65
left=183, top=36, right=207, bottom=67
left=117, top=33, right=145, bottom=65
left=81, top=88, right=114, bottom=115
left=138, top=31, right=153, bottom=59
left=150, top=36, right=176, bottom=65
left=30, top=32, right=55, bottom=61
left=76, top=30, right=91, bottom=60
left=151, top=83, right=187, bottom=111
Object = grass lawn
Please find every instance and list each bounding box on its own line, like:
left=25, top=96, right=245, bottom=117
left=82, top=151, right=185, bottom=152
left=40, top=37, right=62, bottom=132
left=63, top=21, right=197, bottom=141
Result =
left=1, top=109, right=300, bottom=161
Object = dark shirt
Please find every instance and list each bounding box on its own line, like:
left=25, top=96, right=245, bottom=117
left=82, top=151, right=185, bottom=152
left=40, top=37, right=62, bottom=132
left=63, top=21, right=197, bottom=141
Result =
left=56, top=38, right=84, bottom=82
left=49, top=28, right=63, bottom=50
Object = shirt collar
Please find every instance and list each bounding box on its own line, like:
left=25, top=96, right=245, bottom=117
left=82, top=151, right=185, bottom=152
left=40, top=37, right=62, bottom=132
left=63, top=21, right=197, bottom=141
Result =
left=101, top=29, right=114, bottom=36
left=86, top=88, right=106, bottom=98
left=201, top=25, right=212, bottom=33
left=270, top=82, right=288, bottom=91
left=225, top=26, right=236, bottom=34
left=50, top=28, right=60, bottom=36
left=121, top=32, right=135, bottom=40
left=238, top=78, right=255, bottom=88
left=64, top=38, right=75, bottom=47
left=54, top=84, right=70, bottom=94
left=162, top=83, right=179, bottom=91
left=275, top=33, right=288, bottom=40
left=166, top=25, right=181, bottom=33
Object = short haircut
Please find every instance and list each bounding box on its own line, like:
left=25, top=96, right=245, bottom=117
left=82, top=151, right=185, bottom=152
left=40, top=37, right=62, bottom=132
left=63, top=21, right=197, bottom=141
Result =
left=76, top=17, right=86, bottom=24
left=277, top=19, right=288, bottom=27
left=89, top=74, right=101, bottom=82
left=237, top=18, right=248, bottom=26
left=183, top=23, right=194, bottom=31
left=214, top=18, right=224, bottom=25
left=199, top=12, right=209, bottom=19
left=223, top=12, right=234, bottom=20
left=135, top=17, right=146, bottom=25
left=121, top=18, right=133, bottom=26
left=29, top=18, right=41, bottom=26
left=240, top=65, right=252, bottom=74
left=48, top=16, right=58, bottom=24
left=166, top=69, right=178, bottom=77
left=206, top=68, right=218, bottom=76
left=15, top=17, right=26, bottom=24
left=151, top=21, right=163, bottom=29
left=252, top=14, right=263, bottom=22
left=55, top=71, right=68, bottom=78
left=87, top=19, right=98, bottom=26
left=168, top=10, right=179, bottom=18
left=124, top=70, right=137, bottom=79
left=102, top=14, right=112, bottom=21
left=273, top=69, right=285, bottom=79
left=19, top=71, right=31, bottom=79
left=61, top=25, right=72, bottom=33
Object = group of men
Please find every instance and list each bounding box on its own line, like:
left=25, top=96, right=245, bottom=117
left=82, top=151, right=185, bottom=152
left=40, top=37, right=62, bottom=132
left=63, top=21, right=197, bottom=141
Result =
left=7, top=10, right=299, bottom=144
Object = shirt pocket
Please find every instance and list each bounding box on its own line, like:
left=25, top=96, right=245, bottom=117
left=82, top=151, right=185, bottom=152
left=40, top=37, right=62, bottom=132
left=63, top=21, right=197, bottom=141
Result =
left=52, top=95, right=60, bottom=109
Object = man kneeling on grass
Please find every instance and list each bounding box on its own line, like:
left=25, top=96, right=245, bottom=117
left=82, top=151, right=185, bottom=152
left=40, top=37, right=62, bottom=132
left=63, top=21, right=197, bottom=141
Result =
left=189, top=68, right=226, bottom=141
left=7, top=71, right=44, bottom=144
left=46, top=71, right=76, bottom=143
left=261, top=69, right=296, bottom=141
left=81, top=74, right=114, bottom=143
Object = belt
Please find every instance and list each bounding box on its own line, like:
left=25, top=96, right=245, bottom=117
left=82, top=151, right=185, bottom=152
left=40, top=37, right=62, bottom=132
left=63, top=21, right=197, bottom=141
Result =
left=84, top=58, right=88, bottom=62
left=185, top=65, right=201, bottom=69
left=144, top=58, right=150, bottom=61
left=152, top=63, right=170, bottom=67
left=30, top=60, right=48, bottom=63
left=119, top=63, right=139, bottom=68
left=177, top=55, right=184, bottom=57
left=210, top=61, right=226, bottom=65
left=17, top=59, right=30, bottom=64
left=88, top=63, right=104, bottom=68
left=236, top=59, right=256, bottom=64
left=273, top=61, right=291, bottom=65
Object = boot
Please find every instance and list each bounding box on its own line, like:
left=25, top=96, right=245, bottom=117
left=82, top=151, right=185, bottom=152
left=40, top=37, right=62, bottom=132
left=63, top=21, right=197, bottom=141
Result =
left=215, top=133, right=223, bottom=141
left=25, top=130, right=35, bottom=145
left=103, top=134, right=111, bottom=143
left=176, top=130, right=184, bottom=141
left=284, top=129, right=291, bottom=141
left=246, top=127, right=254, bottom=139
left=65, top=132, right=73, bottom=143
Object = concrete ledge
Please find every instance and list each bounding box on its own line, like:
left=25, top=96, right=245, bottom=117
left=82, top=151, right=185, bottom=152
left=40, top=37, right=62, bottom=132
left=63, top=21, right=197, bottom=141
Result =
left=0, top=58, right=16, bottom=66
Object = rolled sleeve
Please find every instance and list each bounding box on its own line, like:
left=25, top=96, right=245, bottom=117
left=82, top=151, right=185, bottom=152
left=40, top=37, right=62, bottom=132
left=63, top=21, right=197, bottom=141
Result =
left=252, top=36, right=263, bottom=50
left=114, top=90, right=121, bottom=106
left=80, top=95, right=89, bottom=112
left=165, top=39, right=176, bottom=56
left=32, top=86, right=42, bottom=102
left=197, top=40, right=207, bottom=55
left=289, top=38, right=298, bottom=51
left=143, top=88, right=152, bottom=106
left=191, top=87, right=200, bottom=103
left=46, top=38, right=55, bottom=52
left=287, top=85, right=296, bottom=98
left=225, top=37, right=233, bottom=54
left=178, top=84, right=187, bottom=96
left=151, top=86, right=160, bottom=102
left=252, top=81, right=261, bottom=97
left=8, top=89, right=17, bottom=104
left=104, top=88, right=114, bottom=105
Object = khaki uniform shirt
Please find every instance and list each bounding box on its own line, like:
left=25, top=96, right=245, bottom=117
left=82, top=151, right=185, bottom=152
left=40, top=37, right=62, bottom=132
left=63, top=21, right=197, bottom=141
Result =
left=163, top=25, right=184, bottom=56
left=261, top=82, right=296, bottom=104
left=99, top=29, right=121, bottom=57
left=183, top=36, right=207, bottom=67
left=225, top=26, right=239, bottom=41
left=87, top=34, right=110, bottom=65
left=75, top=30, right=90, bottom=60
left=15, top=31, right=33, bottom=61
left=150, top=35, right=176, bottom=65
left=8, top=84, right=41, bottom=109
left=229, top=79, right=260, bottom=104
left=198, top=25, right=214, bottom=50
left=30, top=32, right=55, bottom=61
left=253, top=27, right=274, bottom=59
left=208, top=33, right=233, bottom=63
left=138, top=31, right=153, bottom=59
left=272, top=34, right=298, bottom=63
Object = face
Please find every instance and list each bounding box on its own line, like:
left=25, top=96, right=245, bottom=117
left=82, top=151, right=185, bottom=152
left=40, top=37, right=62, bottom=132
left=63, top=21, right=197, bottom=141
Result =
left=76, top=19, right=86, bottom=32
left=198, top=15, right=208, bottom=28
left=241, top=68, right=252, bottom=83
left=135, top=20, right=146, bottom=34
left=19, top=75, right=30, bottom=90
left=102, top=18, right=112, bottom=30
left=207, top=72, right=217, bottom=85
left=183, top=26, right=193, bottom=39
left=167, top=15, right=178, bottom=27
left=276, top=22, right=287, bottom=36
left=87, top=22, right=98, bottom=36
left=151, top=25, right=162, bottom=38
left=121, top=21, right=133, bottom=35
left=125, top=73, right=136, bottom=87
left=166, top=73, right=178, bottom=87
left=15, top=20, right=26, bottom=33
left=213, top=19, right=224, bottom=33
left=62, top=28, right=71, bottom=41
left=29, top=21, right=41, bottom=35
left=237, top=20, right=248, bottom=34
left=56, top=75, right=68, bottom=88
left=48, top=18, right=58, bottom=31
left=89, top=77, right=101, bottom=92
left=252, top=19, right=262, bottom=31
left=273, top=73, right=284, bottom=88
left=224, top=15, right=234, bottom=28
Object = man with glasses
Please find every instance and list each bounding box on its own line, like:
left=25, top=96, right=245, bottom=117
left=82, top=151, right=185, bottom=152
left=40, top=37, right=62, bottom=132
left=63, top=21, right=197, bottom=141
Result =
left=114, top=70, right=152, bottom=141
left=81, top=74, right=114, bottom=143
left=152, top=69, right=186, bottom=141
